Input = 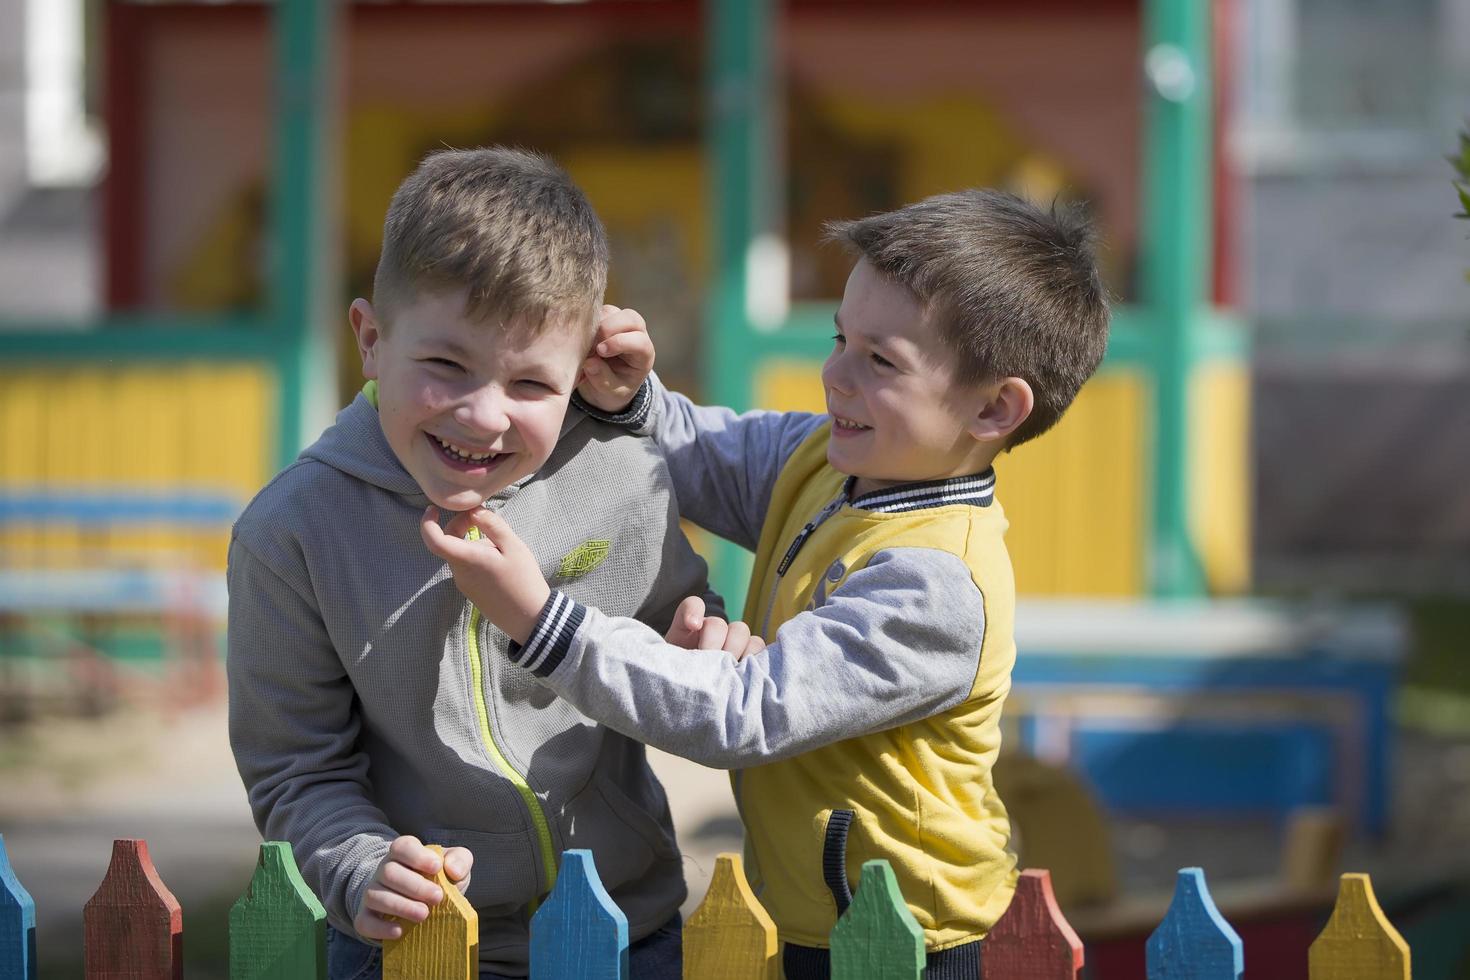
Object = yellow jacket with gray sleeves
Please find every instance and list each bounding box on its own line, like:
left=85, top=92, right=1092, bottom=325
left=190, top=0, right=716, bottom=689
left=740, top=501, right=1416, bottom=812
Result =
left=226, top=391, right=716, bottom=975
left=509, top=376, right=1019, bottom=950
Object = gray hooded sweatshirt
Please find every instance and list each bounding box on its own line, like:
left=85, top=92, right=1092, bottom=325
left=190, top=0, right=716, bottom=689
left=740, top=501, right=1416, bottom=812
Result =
left=226, top=393, right=712, bottom=975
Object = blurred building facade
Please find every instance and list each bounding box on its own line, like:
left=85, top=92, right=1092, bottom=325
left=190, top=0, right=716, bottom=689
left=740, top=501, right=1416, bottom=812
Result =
left=0, top=0, right=1466, bottom=602
left=1235, top=0, right=1470, bottom=593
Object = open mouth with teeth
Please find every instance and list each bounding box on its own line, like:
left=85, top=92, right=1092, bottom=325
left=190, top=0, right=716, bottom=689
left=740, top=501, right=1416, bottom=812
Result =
left=831, top=414, right=872, bottom=434
left=428, top=433, right=507, bottom=472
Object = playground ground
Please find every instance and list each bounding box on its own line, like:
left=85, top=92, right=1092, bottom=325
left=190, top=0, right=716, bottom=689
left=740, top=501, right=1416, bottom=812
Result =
left=3, top=699, right=1470, bottom=979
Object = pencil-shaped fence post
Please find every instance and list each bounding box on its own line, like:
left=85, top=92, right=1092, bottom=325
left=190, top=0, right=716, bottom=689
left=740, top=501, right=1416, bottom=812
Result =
left=530, top=849, right=628, bottom=980
left=0, top=834, right=36, bottom=980
left=229, top=841, right=327, bottom=979
left=1308, top=873, right=1410, bottom=980
left=383, top=844, right=478, bottom=980
left=982, top=869, right=1084, bottom=979
left=83, top=838, right=183, bottom=980
left=830, top=859, right=925, bottom=980
left=1146, top=868, right=1242, bottom=980
left=683, top=852, right=778, bottom=980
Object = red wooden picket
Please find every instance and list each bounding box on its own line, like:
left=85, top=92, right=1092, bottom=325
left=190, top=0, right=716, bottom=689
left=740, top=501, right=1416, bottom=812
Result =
left=83, top=838, right=182, bottom=979
left=982, top=869, right=1084, bottom=979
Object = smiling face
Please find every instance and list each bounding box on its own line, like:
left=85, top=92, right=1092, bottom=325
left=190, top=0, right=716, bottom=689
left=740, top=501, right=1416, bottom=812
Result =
left=350, top=289, right=590, bottom=512
left=822, top=259, right=1008, bottom=497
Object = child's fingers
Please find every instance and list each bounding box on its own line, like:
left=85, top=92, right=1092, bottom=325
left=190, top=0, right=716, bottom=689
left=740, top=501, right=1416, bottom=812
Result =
left=431, top=508, right=515, bottom=561
left=442, top=846, right=474, bottom=884
left=696, top=616, right=731, bottom=652
left=591, top=306, right=629, bottom=346
left=353, top=908, right=406, bottom=941
left=663, top=595, right=705, bottom=647
left=362, top=885, right=432, bottom=924
left=581, top=357, right=624, bottom=392
left=721, top=619, right=753, bottom=656
left=378, top=862, right=445, bottom=906
left=594, top=306, right=644, bottom=338
left=464, top=507, right=518, bottom=552
left=440, top=508, right=485, bottom=540
left=596, top=328, right=653, bottom=362
left=420, top=507, right=451, bottom=553
left=597, top=338, right=654, bottom=379
left=386, top=834, right=439, bottom=873
left=420, top=507, right=476, bottom=561
left=678, top=595, right=706, bottom=633
left=733, top=634, right=767, bottom=662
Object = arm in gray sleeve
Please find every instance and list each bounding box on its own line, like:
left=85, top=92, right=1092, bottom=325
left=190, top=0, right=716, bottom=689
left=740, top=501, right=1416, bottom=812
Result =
left=226, top=534, right=395, bottom=935
left=630, top=471, right=727, bottom=632
left=506, top=548, right=985, bottom=768
left=641, top=374, right=828, bottom=551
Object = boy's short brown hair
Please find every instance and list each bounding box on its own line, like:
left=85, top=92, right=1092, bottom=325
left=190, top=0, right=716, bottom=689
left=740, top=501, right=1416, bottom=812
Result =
left=374, top=146, right=608, bottom=333
left=826, top=189, right=1110, bottom=449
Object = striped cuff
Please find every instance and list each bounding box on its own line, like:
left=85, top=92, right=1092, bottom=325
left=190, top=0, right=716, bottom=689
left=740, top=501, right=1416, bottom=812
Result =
left=570, top=378, right=653, bottom=429
left=506, top=591, right=586, bottom=677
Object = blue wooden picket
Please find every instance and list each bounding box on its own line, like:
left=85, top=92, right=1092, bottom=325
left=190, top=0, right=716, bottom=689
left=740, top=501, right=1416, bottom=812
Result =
left=530, top=849, right=629, bottom=980
left=1146, top=868, right=1243, bottom=980
left=0, top=834, right=37, bottom=980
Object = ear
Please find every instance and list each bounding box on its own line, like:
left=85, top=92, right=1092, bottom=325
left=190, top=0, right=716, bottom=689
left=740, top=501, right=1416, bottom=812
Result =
left=967, top=377, right=1034, bottom=444
left=349, top=298, right=383, bottom=379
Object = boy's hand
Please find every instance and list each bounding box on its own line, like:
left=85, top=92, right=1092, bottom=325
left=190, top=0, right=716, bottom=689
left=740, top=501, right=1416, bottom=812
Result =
left=421, top=506, right=551, bottom=645
left=353, top=836, right=473, bottom=941
left=577, top=305, right=654, bottom=414
left=665, top=596, right=767, bottom=661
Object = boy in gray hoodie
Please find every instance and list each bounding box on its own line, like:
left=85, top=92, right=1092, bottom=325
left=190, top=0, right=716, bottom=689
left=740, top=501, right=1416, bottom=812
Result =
left=226, top=147, right=739, bottom=980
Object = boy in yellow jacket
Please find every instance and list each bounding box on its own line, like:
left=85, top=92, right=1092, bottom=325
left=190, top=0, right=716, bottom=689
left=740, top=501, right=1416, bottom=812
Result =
left=423, top=189, right=1111, bottom=978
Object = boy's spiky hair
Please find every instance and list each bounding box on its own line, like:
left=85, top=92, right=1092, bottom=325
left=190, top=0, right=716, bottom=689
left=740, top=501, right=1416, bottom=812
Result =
left=825, top=189, right=1110, bottom=448
left=374, top=146, right=608, bottom=332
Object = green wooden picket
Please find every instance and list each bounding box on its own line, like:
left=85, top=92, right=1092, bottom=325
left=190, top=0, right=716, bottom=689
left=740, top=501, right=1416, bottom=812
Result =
left=830, top=859, right=926, bottom=980
left=228, top=842, right=327, bottom=979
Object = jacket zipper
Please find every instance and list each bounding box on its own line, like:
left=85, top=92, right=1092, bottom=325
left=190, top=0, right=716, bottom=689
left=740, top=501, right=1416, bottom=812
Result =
left=742, top=489, right=850, bottom=880
left=759, top=491, right=847, bottom=637
left=465, top=528, right=558, bottom=901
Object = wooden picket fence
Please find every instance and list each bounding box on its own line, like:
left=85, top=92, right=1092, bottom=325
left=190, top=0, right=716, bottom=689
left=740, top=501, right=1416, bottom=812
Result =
left=0, top=832, right=1412, bottom=979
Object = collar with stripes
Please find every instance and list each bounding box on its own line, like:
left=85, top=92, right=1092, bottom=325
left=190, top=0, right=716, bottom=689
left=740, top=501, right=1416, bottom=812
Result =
left=845, top=468, right=996, bottom=513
